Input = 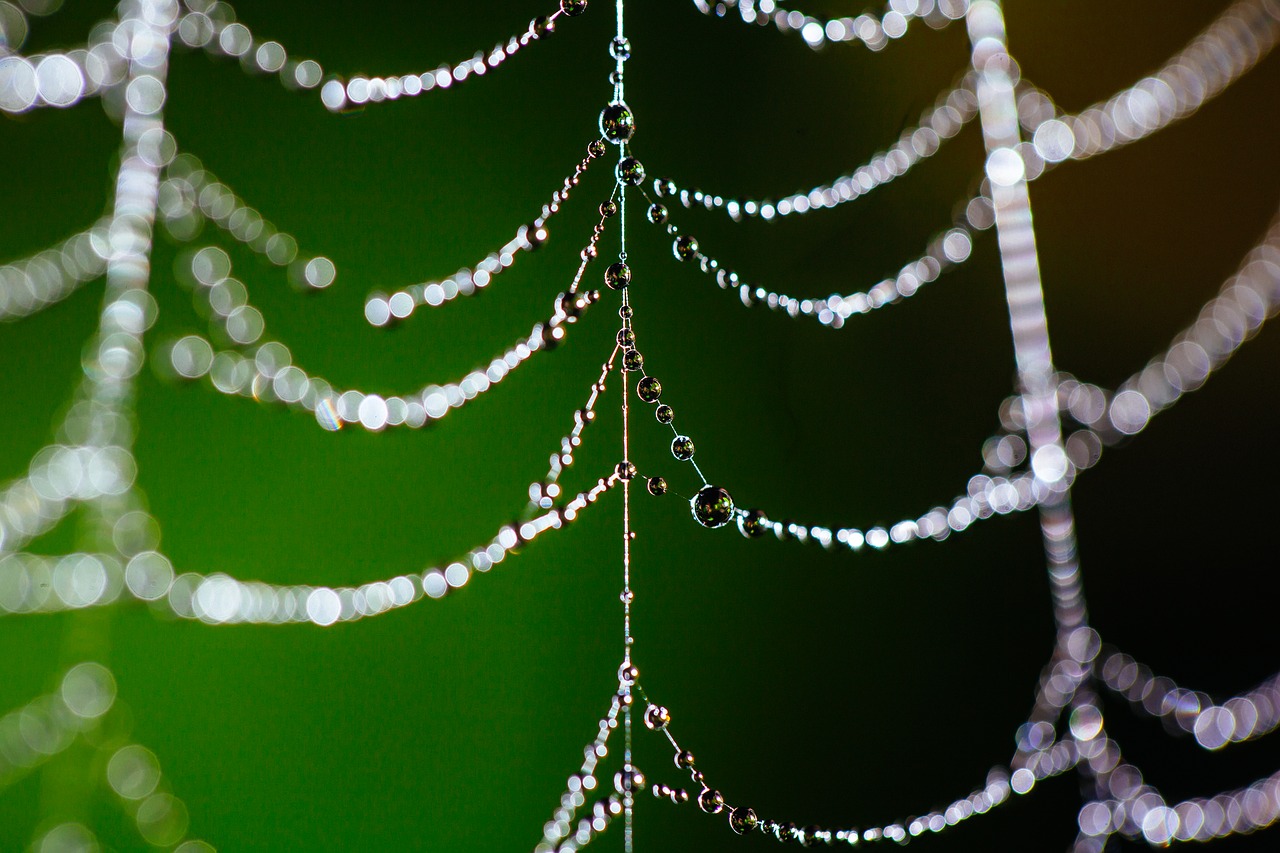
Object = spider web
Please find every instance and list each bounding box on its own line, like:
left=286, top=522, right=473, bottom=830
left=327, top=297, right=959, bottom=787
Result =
left=2, top=0, right=1279, bottom=850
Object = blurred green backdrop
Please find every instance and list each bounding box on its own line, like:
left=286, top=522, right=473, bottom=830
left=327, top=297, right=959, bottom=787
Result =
left=3, top=0, right=1280, bottom=850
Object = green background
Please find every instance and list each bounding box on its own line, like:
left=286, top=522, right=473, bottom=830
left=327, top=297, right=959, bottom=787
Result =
left=3, top=0, right=1280, bottom=849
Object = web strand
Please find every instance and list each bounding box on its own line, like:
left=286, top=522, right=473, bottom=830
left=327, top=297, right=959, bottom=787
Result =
left=611, top=1, right=637, bottom=850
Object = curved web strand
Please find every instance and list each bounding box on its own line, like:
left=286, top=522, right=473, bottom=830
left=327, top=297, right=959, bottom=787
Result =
left=1086, top=216, right=1280, bottom=440
left=0, top=475, right=619, bottom=624
left=664, top=0, right=1280, bottom=226
left=0, top=219, right=111, bottom=321
left=1098, top=646, right=1280, bottom=752
left=986, top=200, right=1280, bottom=491
left=523, top=201, right=1280, bottom=561
left=364, top=145, right=614, bottom=327
left=166, top=246, right=599, bottom=432
left=534, top=693, right=626, bottom=852
left=159, top=145, right=614, bottom=326
left=1072, top=733, right=1280, bottom=846
left=0, top=440, right=135, bottom=558
left=2, top=351, right=622, bottom=624
left=1138, top=767, right=1280, bottom=844
left=0, top=664, right=114, bottom=790
left=528, top=347, right=620, bottom=512
left=159, top=153, right=336, bottom=283
left=174, top=0, right=586, bottom=113
left=161, top=473, right=619, bottom=627
left=634, top=620, right=1280, bottom=847
left=622, top=304, right=1055, bottom=554
left=655, top=75, right=978, bottom=223
left=0, top=0, right=593, bottom=114
left=0, top=212, right=177, bottom=562
left=1019, top=0, right=1280, bottom=166
left=688, top=0, right=969, bottom=51
left=631, top=678, right=1080, bottom=845
left=0, top=344, right=156, bottom=560
left=0, top=663, right=212, bottom=849
left=645, top=0, right=1279, bottom=332
left=644, top=180, right=984, bottom=329
left=0, top=12, right=130, bottom=114
left=1042, top=206, right=1280, bottom=453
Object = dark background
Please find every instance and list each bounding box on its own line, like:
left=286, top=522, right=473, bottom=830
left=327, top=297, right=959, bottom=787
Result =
left=3, top=0, right=1279, bottom=849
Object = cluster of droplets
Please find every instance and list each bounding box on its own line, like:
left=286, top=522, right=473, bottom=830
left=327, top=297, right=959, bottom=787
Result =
left=600, top=255, right=739, bottom=531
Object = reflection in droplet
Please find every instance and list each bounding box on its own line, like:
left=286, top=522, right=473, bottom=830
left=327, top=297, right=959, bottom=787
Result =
left=125, top=551, right=174, bottom=601
left=108, top=744, right=162, bottom=800
left=60, top=662, right=116, bottom=719
left=36, top=822, right=98, bottom=853
left=135, top=793, right=189, bottom=847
